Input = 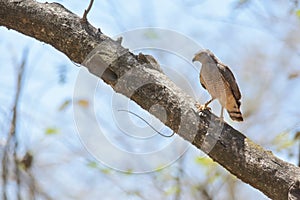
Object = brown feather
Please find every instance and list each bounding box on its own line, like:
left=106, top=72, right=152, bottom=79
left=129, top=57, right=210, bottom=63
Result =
left=193, top=49, right=244, bottom=122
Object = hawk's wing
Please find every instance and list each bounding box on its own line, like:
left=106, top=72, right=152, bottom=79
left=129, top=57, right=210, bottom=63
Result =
left=199, top=73, right=207, bottom=90
left=217, top=63, right=241, bottom=101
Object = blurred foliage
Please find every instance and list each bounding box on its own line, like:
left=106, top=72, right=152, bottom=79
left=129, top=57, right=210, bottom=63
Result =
left=288, top=72, right=300, bottom=80
left=1, top=0, right=300, bottom=199
left=19, top=151, right=33, bottom=171
left=45, top=127, right=60, bottom=135
left=57, top=64, right=68, bottom=84
left=271, top=132, right=296, bottom=151
left=77, top=99, right=89, bottom=108
left=58, top=98, right=71, bottom=111
left=296, top=9, right=300, bottom=18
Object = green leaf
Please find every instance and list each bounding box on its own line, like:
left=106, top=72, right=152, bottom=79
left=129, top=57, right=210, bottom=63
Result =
left=195, top=156, right=214, bottom=166
left=271, top=132, right=295, bottom=151
left=100, top=168, right=111, bottom=174
left=165, top=186, right=180, bottom=195
left=87, top=161, right=112, bottom=174
left=58, top=99, right=71, bottom=111
left=154, top=164, right=165, bottom=172
left=124, top=169, right=133, bottom=175
left=45, top=127, right=59, bottom=135
left=296, top=9, right=300, bottom=18
left=87, top=161, right=98, bottom=168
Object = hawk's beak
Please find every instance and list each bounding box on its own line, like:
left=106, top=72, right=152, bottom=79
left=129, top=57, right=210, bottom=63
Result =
left=192, top=57, right=196, bottom=62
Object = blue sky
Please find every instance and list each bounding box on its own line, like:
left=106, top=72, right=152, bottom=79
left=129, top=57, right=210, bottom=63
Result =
left=1, top=0, right=300, bottom=199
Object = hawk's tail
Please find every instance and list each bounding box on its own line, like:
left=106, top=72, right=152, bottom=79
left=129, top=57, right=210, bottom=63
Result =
left=228, top=110, right=243, bottom=121
left=225, top=98, right=243, bottom=121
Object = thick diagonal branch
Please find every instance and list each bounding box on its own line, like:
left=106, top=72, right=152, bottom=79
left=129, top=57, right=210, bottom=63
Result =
left=1, top=1, right=300, bottom=199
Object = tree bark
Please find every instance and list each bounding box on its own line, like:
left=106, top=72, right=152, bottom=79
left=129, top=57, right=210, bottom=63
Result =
left=1, top=0, right=300, bottom=199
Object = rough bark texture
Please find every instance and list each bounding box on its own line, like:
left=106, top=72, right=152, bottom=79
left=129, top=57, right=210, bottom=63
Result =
left=1, top=0, right=300, bottom=199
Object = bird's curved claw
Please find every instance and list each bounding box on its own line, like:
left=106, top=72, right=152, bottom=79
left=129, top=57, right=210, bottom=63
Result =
left=195, top=103, right=211, bottom=112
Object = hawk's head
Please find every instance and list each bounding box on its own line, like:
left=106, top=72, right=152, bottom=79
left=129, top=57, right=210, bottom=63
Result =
left=192, top=49, right=215, bottom=63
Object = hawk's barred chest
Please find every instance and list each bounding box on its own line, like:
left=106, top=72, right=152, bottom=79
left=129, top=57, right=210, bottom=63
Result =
left=200, top=57, right=229, bottom=104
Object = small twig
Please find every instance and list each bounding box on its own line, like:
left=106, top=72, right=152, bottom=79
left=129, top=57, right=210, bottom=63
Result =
left=1, top=48, right=28, bottom=200
left=28, top=171, right=52, bottom=200
left=117, top=109, right=175, bottom=138
left=82, top=0, right=94, bottom=22
left=2, top=151, right=8, bottom=200
left=14, top=48, right=27, bottom=200
left=200, top=188, right=213, bottom=200
left=174, top=158, right=184, bottom=200
left=116, top=36, right=123, bottom=44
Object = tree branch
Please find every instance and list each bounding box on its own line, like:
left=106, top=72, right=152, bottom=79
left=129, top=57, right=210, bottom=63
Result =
left=1, top=0, right=300, bottom=199
left=82, top=0, right=94, bottom=22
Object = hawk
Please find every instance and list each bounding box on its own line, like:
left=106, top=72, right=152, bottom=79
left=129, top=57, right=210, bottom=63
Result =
left=192, top=49, right=243, bottom=122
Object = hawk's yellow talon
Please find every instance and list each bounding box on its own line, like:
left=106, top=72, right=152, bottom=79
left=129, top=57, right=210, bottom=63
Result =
left=195, top=103, right=211, bottom=111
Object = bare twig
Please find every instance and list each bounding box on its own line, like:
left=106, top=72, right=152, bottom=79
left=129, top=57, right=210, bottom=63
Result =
left=174, top=158, right=184, bottom=200
left=28, top=170, right=52, bottom=200
left=82, top=0, right=94, bottom=22
left=2, top=147, right=8, bottom=200
left=1, top=48, right=28, bottom=200
left=199, top=188, right=213, bottom=200
left=14, top=48, right=27, bottom=200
